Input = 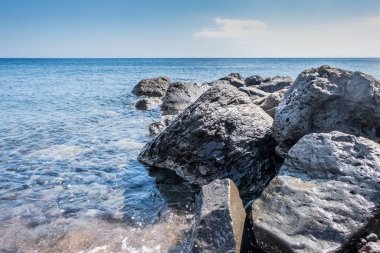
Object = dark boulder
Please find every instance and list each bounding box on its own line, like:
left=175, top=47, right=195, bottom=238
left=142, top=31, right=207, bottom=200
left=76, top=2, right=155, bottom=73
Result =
left=138, top=83, right=280, bottom=200
left=149, top=115, right=177, bottom=136
left=135, top=98, right=161, bottom=110
left=132, top=76, right=171, bottom=97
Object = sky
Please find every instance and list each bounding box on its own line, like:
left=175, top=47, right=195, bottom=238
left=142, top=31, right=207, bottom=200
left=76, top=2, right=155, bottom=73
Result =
left=0, top=0, right=380, bottom=58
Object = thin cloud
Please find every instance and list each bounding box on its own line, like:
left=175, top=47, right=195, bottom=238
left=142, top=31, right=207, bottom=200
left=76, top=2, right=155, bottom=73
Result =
left=194, top=17, right=271, bottom=39
left=366, top=14, right=380, bottom=26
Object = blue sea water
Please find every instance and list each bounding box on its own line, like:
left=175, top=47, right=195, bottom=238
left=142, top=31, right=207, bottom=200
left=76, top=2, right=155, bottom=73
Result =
left=0, top=58, right=379, bottom=252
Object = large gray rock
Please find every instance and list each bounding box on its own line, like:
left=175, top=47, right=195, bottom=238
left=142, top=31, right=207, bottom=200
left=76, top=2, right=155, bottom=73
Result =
left=149, top=115, right=177, bottom=136
left=273, top=65, right=380, bottom=155
left=132, top=76, right=171, bottom=97
left=183, top=179, right=246, bottom=253
left=219, top=73, right=246, bottom=88
left=245, top=75, right=271, bottom=86
left=254, top=89, right=287, bottom=117
left=135, top=98, right=161, bottom=110
left=138, top=83, right=279, bottom=200
left=239, top=86, right=269, bottom=100
left=252, top=131, right=380, bottom=253
left=161, top=82, right=209, bottom=115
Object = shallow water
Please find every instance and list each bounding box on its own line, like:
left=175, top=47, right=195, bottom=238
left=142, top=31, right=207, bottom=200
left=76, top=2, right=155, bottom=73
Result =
left=0, top=58, right=379, bottom=253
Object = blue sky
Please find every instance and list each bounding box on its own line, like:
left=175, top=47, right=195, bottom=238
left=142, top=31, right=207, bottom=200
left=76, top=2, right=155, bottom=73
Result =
left=0, top=0, right=380, bottom=57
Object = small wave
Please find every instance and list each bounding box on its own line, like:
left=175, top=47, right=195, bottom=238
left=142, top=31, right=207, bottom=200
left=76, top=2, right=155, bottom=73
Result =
left=29, top=144, right=91, bottom=160
left=113, top=139, right=145, bottom=150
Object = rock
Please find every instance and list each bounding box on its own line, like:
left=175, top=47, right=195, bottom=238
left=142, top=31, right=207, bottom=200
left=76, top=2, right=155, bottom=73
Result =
left=132, top=76, right=171, bottom=97
left=219, top=73, right=245, bottom=88
left=367, top=234, right=379, bottom=243
left=256, top=76, right=293, bottom=93
left=273, top=65, right=380, bottom=155
left=138, top=83, right=279, bottom=200
left=245, top=75, right=271, bottom=86
left=254, top=89, right=287, bottom=117
left=161, top=82, right=209, bottom=115
left=239, top=86, right=269, bottom=100
left=135, top=98, right=161, bottom=110
left=251, top=131, right=380, bottom=253
left=358, top=241, right=380, bottom=253
left=149, top=115, right=177, bottom=136
left=183, top=179, right=246, bottom=253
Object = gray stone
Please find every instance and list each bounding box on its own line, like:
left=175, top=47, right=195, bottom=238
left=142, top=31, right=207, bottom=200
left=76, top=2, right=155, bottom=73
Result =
left=132, top=76, right=171, bottom=97
left=138, top=83, right=279, bottom=200
left=161, top=82, right=209, bottom=115
left=239, top=86, right=269, bottom=100
left=245, top=75, right=271, bottom=86
left=135, top=98, right=161, bottom=110
left=148, top=115, right=177, bottom=136
left=255, top=76, right=293, bottom=93
left=219, top=74, right=246, bottom=88
left=367, top=234, right=379, bottom=243
left=183, top=179, right=246, bottom=253
left=273, top=65, right=380, bottom=155
left=251, top=131, right=380, bottom=253
left=254, top=89, right=287, bottom=117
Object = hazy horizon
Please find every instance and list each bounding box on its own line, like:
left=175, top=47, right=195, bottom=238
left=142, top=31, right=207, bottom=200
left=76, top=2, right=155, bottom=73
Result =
left=1, top=0, right=380, bottom=58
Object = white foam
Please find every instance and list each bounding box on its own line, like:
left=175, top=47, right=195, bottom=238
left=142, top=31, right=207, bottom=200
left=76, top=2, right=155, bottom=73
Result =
left=112, top=139, right=144, bottom=150
left=29, top=144, right=90, bottom=160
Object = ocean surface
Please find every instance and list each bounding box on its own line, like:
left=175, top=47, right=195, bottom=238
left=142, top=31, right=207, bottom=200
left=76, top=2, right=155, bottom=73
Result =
left=0, top=58, right=379, bottom=253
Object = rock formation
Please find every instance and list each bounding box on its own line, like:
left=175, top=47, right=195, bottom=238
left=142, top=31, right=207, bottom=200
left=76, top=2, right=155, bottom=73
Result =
left=132, top=76, right=171, bottom=97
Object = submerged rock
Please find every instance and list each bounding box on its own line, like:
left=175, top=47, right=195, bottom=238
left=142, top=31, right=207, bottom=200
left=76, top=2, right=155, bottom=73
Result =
left=132, top=76, right=171, bottom=97
left=273, top=65, right=380, bottom=155
left=148, top=115, right=177, bottom=136
left=135, top=98, right=161, bottom=110
left=161, top=82, right=209, bottom=115
left=138, top=83, right=279, bottom=200
left=183, top=179, right=246, bottom=253
left=254, top=89, right=287, bottom=117
left=251, top=131, right=380, bottom=253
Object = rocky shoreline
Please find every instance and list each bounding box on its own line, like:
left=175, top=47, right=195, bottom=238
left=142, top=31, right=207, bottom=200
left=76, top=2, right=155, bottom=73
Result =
left=133, top=65, right=380, bottom=253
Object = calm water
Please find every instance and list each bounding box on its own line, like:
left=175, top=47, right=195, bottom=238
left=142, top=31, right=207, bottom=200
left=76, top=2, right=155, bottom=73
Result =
left=0, top=58, right=379, bottom=253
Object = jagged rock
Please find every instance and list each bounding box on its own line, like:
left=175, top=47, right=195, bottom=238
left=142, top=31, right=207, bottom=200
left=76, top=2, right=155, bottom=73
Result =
left=239, top=86, right=269, bottom=100
left=358, top=241, right=380, bottom=253
left=273, top=65, right=380, bottom=155
left=252, top=131, right=380, bottom=253
left=132, top=76, right=171, bottom=97
left=255, top=76, right=293, bottom=93
left=219, top=73, right=245, bottom=88
left=135, top=98, right=161, bottom=110
left=161, top=82, right=209, bottom=115
left=149, top=115, right=177, bottom=136
left=183, top=179, right=246, bottom=253
left=245, top=75, right=271, bottom=86
left=138, top=83, right=279, bottom=200
left=254, top=89, right=287, bottom=117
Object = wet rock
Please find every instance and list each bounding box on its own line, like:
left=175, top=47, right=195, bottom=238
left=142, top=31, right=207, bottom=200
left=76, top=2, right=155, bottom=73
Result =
left=251, top=131, right=380, bottom=253
left=132, top=76, right=171, bottom=97
left=367, top=234, right=379, bottom=243
left=135, top=98, right=161, bottom=110
left=273, top=65, right=380, bottom=155
left=138, top=83, right=279, bottom=200
left=254, top=89, right=287, bottom=117
left=219, top=73, right=245, bottom=88
left=149, top=115, right=177, bottom=136
left=184, top=179, right=246, bottom=253
left=161, top=82, right=209, bottom=115
left=239, top=86, right=269, bottom=100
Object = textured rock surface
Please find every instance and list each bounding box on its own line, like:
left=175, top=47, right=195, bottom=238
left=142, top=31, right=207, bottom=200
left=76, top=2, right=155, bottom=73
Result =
left=161, top=82, right=209, bottom=115
left=252, top=131, right=380, bottom=253
left=358, top=241, right=380, bottom=253
left=183, top=179, right=246, bottom=253
left=148, top=115, right=177, bottom=136
left=239, top=86, right=269, bottom=100
left=220, top=73, right=246, bottom=88
left=245, top=75, right=271, bottom=87
left=273, top=65, right=380, bottom=154
left=135, top=98, right=161, bottom=110
left=256, top=76, right=293, bottom=93
left=139, top=84, right=279, bottom=200
left=254, top=89, right=287, bottom=117
left=132, top=76, right=171, bottom=97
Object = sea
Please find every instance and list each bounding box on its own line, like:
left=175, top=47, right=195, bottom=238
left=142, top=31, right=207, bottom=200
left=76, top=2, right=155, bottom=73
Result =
left=0, top=58, right=379, bottom=253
